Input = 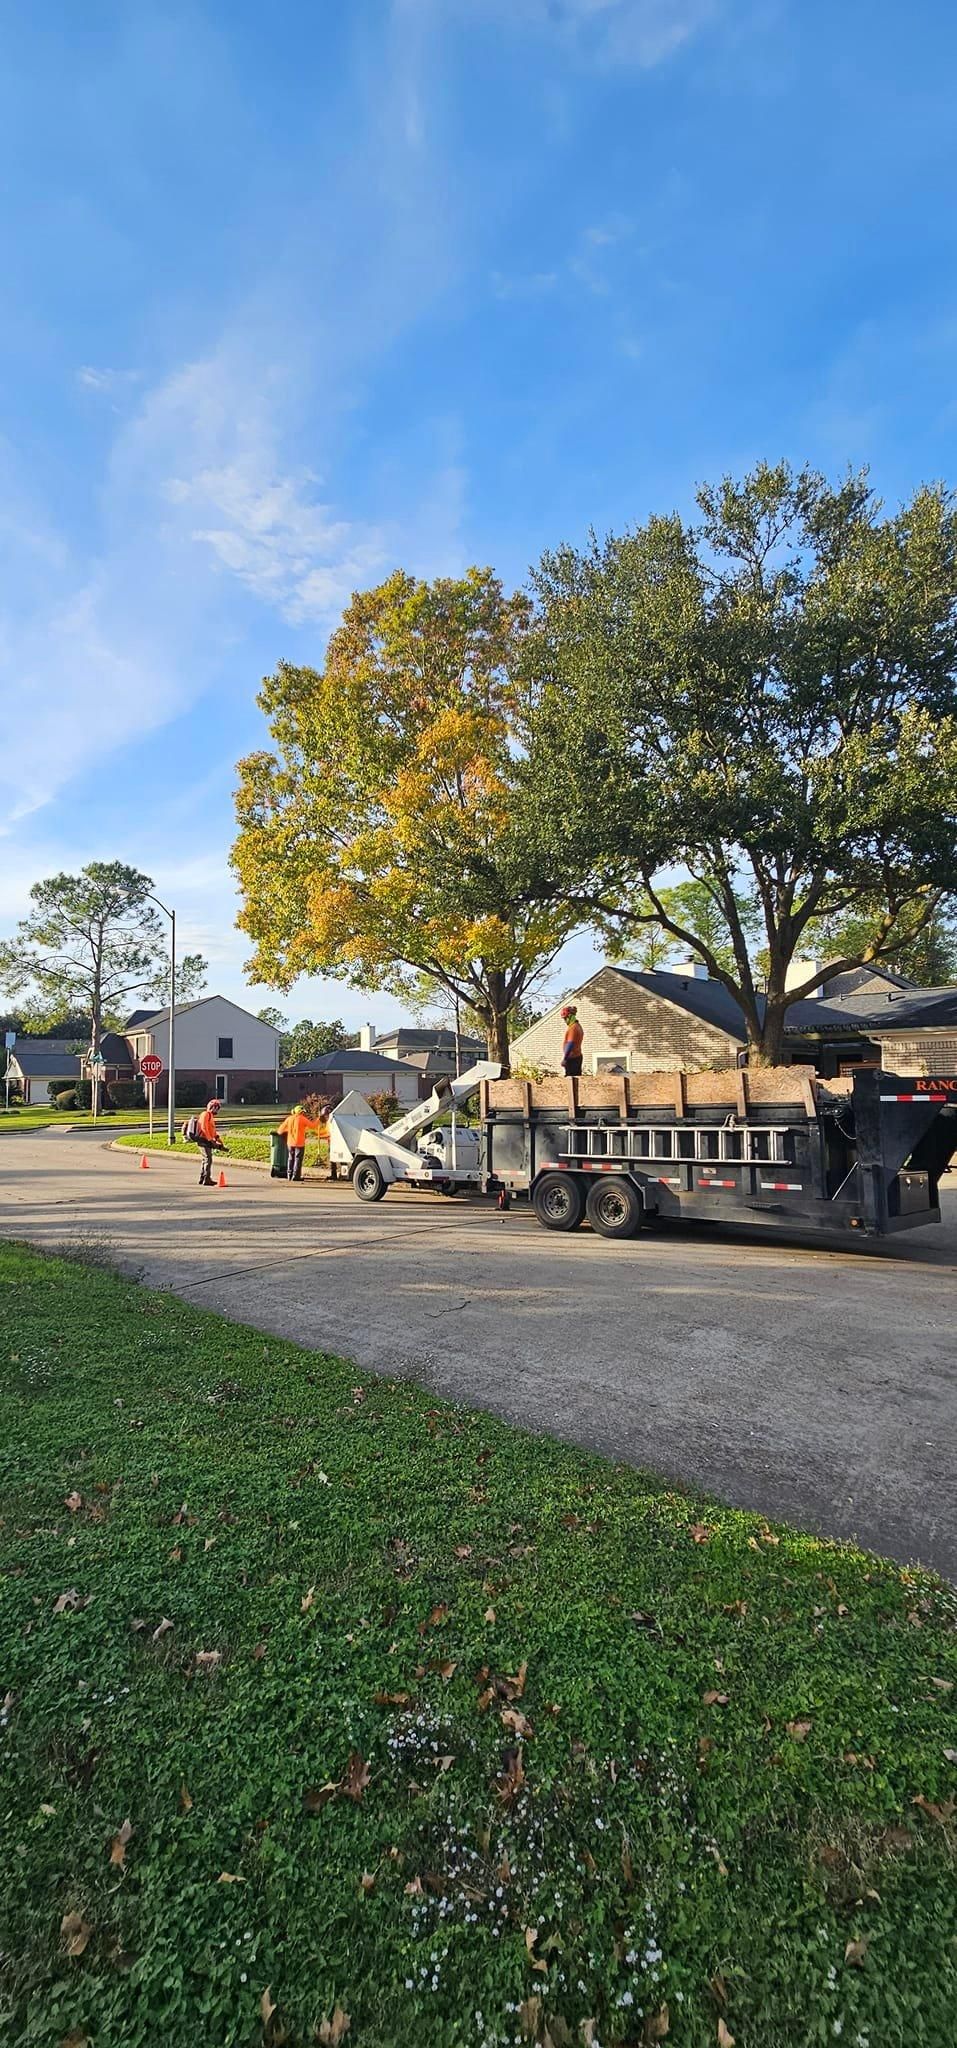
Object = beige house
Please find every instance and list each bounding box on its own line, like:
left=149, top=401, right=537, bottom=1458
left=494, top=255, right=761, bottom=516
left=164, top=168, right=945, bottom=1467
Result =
left=511, top=966, right=746, bottom=1075
left=510, top=963, right=957, bottom=1079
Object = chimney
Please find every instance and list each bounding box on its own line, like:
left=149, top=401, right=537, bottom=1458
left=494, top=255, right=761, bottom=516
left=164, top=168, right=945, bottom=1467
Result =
left=785, top=959, right=823, bottom=997
left=671, top=960, right=708, bottom=981
left=358, top=1023, right=376, bottom=1052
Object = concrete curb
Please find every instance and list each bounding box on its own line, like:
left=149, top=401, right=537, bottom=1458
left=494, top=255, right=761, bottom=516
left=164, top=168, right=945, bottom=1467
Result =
left=108, top=1140, right=329, bottom=1184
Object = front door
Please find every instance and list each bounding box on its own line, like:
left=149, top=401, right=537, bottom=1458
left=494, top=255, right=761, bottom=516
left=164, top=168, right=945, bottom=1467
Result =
left=215, top=1073, right=228, bottom=1103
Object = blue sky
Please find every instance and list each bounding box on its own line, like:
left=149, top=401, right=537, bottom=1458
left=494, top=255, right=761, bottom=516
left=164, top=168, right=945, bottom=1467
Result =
left=2, top=0, right=956, bottom=1030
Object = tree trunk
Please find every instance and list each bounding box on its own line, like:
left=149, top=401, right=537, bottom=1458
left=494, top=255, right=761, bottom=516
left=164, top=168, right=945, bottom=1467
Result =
left=752, top=1002, right=786, bottom=1067
left=483, top=970, right=511, bottom=1076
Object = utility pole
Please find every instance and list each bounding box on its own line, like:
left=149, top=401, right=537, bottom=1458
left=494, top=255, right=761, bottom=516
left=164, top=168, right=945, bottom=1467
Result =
left=147, top=894, right=177, bottom=1143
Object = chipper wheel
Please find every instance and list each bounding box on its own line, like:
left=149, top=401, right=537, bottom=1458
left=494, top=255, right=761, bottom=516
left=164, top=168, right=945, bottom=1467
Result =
left=532, top=1171, right=585, bottom=1232
left=585, top=1175, right=643, bottom=1240
left=352, top=1157, right=388, bottom=1203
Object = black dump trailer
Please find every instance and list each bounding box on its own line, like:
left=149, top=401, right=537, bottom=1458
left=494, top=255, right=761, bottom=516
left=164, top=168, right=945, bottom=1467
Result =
left=479, top=1068, right=957, bottom=1242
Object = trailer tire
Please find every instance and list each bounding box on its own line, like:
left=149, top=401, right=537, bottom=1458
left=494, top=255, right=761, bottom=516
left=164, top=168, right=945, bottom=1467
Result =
left=353, top=1158, right=387, bottom=1203
left=532, top=1171, right=585, bottom=1232
left=586, top=1176, right=643, bottom=1240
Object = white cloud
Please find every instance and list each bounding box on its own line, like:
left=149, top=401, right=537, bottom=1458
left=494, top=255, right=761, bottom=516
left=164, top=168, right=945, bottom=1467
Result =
left=77, top=366, right=142, bottom=394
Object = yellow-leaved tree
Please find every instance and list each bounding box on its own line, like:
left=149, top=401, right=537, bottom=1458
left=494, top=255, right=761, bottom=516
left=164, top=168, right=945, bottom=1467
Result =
left=231, top=568, right=578, bottom=1071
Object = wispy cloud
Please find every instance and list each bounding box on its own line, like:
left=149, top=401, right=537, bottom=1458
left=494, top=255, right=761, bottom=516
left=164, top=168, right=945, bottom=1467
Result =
left=491, top=269, right=560, bottom=300
left=444, top=0, right=718, bottom=68
left=77, top=366, right=143, bottom=395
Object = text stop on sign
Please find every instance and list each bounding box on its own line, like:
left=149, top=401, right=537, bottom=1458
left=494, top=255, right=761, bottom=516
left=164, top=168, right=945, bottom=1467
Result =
left=139, top=1055, right=164, bottom=1081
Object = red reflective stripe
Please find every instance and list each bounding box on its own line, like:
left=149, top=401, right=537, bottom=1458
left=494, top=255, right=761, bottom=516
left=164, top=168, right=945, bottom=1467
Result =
left=760, top=1181, right=802, bottom=1191
left=698, top=1179, right=735, bottom=1189
left=880, top=1092, right=947, bottom=1103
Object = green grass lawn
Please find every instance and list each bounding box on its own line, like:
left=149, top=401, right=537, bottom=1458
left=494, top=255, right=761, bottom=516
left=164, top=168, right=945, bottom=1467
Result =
left=0, top=1109, right=131, bottom=1134
left=115, top=1127, right=328, bottom=1169
left=1, top=1245, right=955, bottom=2048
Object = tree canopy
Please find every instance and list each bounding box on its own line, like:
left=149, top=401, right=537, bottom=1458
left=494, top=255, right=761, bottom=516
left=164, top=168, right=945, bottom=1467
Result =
left=232, top=568, right=580, bottom=1069
left=530, top=464, right=957, bottom=1059
left=0, top=864, right=207, bottom=1054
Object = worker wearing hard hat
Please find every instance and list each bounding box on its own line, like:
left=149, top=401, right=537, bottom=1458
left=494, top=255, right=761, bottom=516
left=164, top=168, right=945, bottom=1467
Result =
left=561, top=1004, right=584, bottom=1077
left=278, top=1103, right=325, bottom=1182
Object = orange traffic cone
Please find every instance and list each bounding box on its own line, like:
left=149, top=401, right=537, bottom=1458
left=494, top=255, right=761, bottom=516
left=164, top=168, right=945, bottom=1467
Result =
left=218, top=1169, right=227, bottom=1188
left=140, top=1154, right=150, bottom=1170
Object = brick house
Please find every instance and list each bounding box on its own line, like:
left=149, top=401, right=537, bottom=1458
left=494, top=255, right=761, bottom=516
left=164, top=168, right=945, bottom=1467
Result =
left=279, top=1045, right=421, bottom=1108
left=510, top=963, right=957, bottom=1078
left=123, top=996, right=282, bottom=1105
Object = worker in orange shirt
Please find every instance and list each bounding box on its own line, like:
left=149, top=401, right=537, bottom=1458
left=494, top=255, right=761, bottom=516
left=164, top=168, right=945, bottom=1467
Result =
left=560, top=1004, right=584, bottom=1077
left=278, top=1102, right=324, bottom=1183
left=196, top=1098, right=227, bottom=1186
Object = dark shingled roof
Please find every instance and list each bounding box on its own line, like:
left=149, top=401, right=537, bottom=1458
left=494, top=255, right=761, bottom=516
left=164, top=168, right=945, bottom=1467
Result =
left=612, top=968, right=754, bottom=1041
left=9, top=1045, right=81, bottom=1077
left=609, top=967, right=957, bottom=1041
left=282, top=1048, right=417, bottom=1076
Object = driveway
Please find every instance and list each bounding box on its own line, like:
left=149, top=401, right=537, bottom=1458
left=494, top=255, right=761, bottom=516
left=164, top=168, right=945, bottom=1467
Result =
left=3, top=1130, right=956, bottom=1578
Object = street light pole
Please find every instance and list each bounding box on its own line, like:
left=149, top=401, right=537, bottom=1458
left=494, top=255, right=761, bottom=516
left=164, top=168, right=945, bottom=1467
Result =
left=146, top=894, right=177, bottom=1145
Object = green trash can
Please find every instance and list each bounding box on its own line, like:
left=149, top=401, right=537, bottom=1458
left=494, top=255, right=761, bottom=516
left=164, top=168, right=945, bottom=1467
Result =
left=269, top=1128, right=288, bottom=1179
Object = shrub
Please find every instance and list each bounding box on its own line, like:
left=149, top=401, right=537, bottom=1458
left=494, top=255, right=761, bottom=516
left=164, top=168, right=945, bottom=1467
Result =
left=236, top=1078, right=276, bottom=1105
left=368, top=1090, right=400, bottom=1125
left=301, top=1092, right=334, bottom=1123
left=54, top=1089, right=77, bottom=1111
left=73, top=1079, right=93, bottom=1111
left=108, top=1080, right=144, bottom=1109
left=174, top=1079, right=207, bottom=1109
left=47, top=1080, right=65, bottom=1104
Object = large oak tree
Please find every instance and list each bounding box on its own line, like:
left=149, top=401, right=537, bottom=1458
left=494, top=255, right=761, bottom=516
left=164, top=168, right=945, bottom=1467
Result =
left=232, top=568, right=578, bottom=1070
left=529, top=464, right=957, bottom=1061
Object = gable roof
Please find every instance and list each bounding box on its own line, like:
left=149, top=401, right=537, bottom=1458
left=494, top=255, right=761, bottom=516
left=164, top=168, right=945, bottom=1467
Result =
left=612, top=967, right=753, bottom=1041
left=374, top=1027, right=486, bottom=1053
left=9, top=1045, right=81, bottom=1077
left=134, top=995, right=283, bottom=1035
left=283, top=1047, right=417, bottom=1076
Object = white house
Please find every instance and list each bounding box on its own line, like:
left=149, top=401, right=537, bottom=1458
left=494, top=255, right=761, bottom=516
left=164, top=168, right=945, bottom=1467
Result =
left=125, top=997, right=283, bottom=1105
left=5, top=1039, right=81, bottom=1104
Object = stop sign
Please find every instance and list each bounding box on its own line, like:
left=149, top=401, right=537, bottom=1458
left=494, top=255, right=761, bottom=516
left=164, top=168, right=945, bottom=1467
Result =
left=139, top=1054, right=164, bottom=1081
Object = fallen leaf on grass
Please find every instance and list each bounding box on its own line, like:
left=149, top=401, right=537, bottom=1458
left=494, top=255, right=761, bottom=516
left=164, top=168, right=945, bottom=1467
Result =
left=786, top=1718, right=813, bottom=1741
left=913, top=1794, right=956, bottom=1825
left=60, top=1911, right=93, bottom=1958
left=217, top=1871, right=246, bottom=1884
left=501, top=1707, right=534, bottom=1739
left=433, top=1659, right=457, bottom=1682
left=843, top=1751, right=876, bottom=1769
left=109, top=1818, right=133, bottom=1867
left=844, top=1937, right=868, bottom=1966
left=722, top=1599, right=748, bottom=1618
left=374, top=1690, right=411, bottom=1707
left=360, top=1870, right=377, bottom=1893
left=53, top=1589, right=81, bottom=1615
left=702, top=1691, right=729, bottom=1707
left=317, top=2005, right=350, bottom=2045
left=717, top=2021, right=735, bottom=2047
left=928, top=1676, right=954, bottom=1692
left=524, top=1926, right=547, bottom=1974
left=484, top=1606, right=496, bottom=1623
left=418, top=1603, right=449, bottom=1633
left=260, top=1986, right=276, bottom=2026
left=301, top=1586, right=316, bottom=1614
left=698, top=1736, right=714, bottom=1766
left=151, top=1617, right=173, bottom=1643
left=64, top=1493, right=83, bottom=1513
left=61, top=2031, right=91, bottom=2048
left=252, top=1641, right=267, bottom=1661
left=195, top=1650, right=221, bottom=1673
left=495, top=1746, right=526, bottom=1802
left=343, top=1752, right=371, bottom=1801
left=519, top=1997, right=541, bottom=2039
left=454, top=1545, right=473, bottom=1559
left=302, top=1783, right=339, bottom=1814
left=710, top=1975, right=728, bottom=2007
left=179, top=1784, right=193, bottom=1813
left=644, top=2008, right=669, bottom=2041
left=943, top=1747, right=957, bottom=1764
left=689, top=1524, right=712, bottom=1544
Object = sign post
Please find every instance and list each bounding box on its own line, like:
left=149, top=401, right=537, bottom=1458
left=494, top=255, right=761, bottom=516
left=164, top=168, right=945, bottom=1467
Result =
left=3, top=1029, right=14, bottom=1113
left=139, top=1054, right=164, bottom=1141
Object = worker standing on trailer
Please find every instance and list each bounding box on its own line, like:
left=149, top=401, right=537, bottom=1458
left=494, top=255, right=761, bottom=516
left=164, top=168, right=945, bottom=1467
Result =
left=561, top=1004, right=584, bottom=1077
left=278, top=1102, right=323, bottom=1182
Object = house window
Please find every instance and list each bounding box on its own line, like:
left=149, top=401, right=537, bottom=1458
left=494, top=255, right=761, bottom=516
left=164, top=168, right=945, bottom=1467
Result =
left=215, top=1074, right=228, bottom=1103
left=217, top=1037, right=233, bottom=1060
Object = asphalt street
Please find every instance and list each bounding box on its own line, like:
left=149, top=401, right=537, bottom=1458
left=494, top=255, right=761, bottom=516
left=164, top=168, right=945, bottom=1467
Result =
left=3, top=1127, right=956, bottom=1578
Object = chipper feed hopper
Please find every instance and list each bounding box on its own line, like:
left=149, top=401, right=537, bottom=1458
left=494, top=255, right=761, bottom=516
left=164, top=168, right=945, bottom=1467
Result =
left=327, top=1060, right=502, bottom=1201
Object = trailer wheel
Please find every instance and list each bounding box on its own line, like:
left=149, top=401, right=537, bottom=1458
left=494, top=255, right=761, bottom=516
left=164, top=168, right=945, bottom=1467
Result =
left=353, top=1158, right=387, bottom=1203
left=532, top=1171, right=585, bottom=1232
left=586, top=1176, right=643, bottom=1240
